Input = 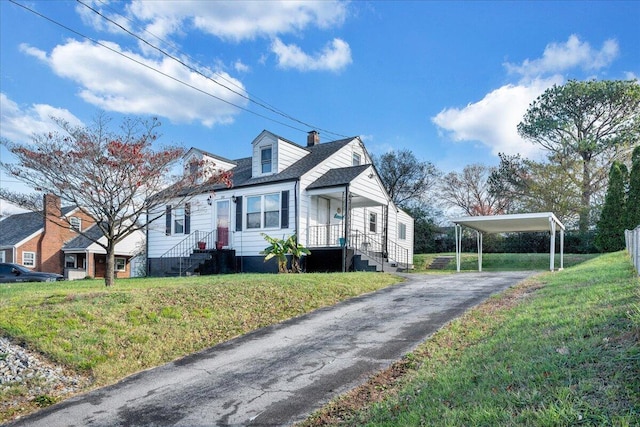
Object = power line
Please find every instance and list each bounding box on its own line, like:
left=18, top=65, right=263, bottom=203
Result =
left=90, top=0, right=341, bottom=138
left=79, top=0, right=348, bottom=139
left=8, top=0, right=308, bottom=134
left=8, top=0, right=350, bottom=140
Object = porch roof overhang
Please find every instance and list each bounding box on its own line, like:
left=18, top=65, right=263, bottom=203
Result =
left=451, top=212, right=565, bottom=272
left=306, top=164, right=389, bottom=207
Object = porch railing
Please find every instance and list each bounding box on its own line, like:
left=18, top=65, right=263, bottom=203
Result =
left=307, top=225, right=410, bottom=272
left=307, top=224, right=344, bottom=247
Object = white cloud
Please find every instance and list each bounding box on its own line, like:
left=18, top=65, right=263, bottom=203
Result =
left=432, top=76, right=563, bottom=158
left=624, top=71, right=638, bottom=81
left=234, top=60, right=250, bottom=73
left=505, top=35, right=619, bottom=80
left=433, top=35, right=623, bottom=160
left=0, top=93, right=83, bottom=143
left=21, top=39, right=248, bottom=127
left=127, top=0, right=348, bottom=42
left=271, top=38, right=352, bottom=72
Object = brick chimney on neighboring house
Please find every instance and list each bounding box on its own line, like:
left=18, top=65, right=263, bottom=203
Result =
left=38, top=194, right=64, bottom=273
left=307, top=130, right=320, bottom=147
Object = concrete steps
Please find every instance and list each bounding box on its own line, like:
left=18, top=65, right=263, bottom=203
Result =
left=428, top=256, right=454, bottom=270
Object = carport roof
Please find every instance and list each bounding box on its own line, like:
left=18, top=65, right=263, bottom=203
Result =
left=451, top=212, right=565, bottom=234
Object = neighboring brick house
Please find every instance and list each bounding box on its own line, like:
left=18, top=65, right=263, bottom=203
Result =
left=0, top=194, right=143, bottom=279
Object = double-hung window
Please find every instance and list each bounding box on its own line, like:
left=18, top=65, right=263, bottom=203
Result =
left=115, top=257, right=126, bottom=272
left=165, top=203, right=191, bottom=235
left=369, top=212, right=377, bottom=233
left=174, top=207, right=185, bottom=234
left=70, top=217, right=82, bottom=232
left=352, top=152, right=361, bottom=166
left=23, top=251, right=36, bottom=267
left=261, top=147, right=272, bottom=174
left=65, top=254, right=77, bottom=269
left=398, top=222, right=407, bottom=240
left=246, top=193, right=281, bottom=229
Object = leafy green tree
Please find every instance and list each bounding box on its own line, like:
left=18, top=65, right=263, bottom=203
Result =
left=595, top=161, right=629, bottom=252
left=489, top=153, right=582, bottom=226
left=518, top=80, right=640, bottom=232
left=625, top=146, right=640, bottom=229
left=373, top=149, right=440, bottom=208
left=402, top=204, right=442, bottom=253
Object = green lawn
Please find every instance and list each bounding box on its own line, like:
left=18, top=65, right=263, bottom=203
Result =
left=413, top=252, right=598, bottom=272
left=0, top=272, right=401, bottom=422
left=303, top=251, right=640, bottom=426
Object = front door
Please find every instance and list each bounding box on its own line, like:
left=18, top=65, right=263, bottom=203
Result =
left=216, top=200, right=230, bottom=247
left=318, top=197, right=331, bottom=245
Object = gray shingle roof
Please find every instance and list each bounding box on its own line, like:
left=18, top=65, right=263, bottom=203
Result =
left=190, top=136, right=356, bottom=194
left=307, top=165, right=371, bottom=190
left=62, top=224, right=104, bottom=250
left=0, top=206, right=76, bottom=247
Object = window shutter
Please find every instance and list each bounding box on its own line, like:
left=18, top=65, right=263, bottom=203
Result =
left=281, top=190, right=289, bottom=229
left=184, top=203, right=191, bottom=234
left=235, top=196, right=243, bottom=231
left=165, top=205, right=172, bottom=236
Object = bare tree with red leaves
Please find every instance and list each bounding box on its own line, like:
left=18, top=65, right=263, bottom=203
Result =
left=0, top=114, right=231, bottom=286
left=439, top=163, right=510, bottom=217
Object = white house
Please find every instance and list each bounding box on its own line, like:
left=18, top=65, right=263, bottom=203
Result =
left=146, top=130, right=414, bottom=275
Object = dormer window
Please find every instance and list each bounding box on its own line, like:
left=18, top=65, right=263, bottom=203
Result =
left=189, top=161, right=199, bottom=176
left=261, top=147, right=272, bottom=174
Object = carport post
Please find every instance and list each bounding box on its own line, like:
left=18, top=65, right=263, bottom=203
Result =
left=477, top=230, right=483, bottom=272
left=455, top=224, right=462, bottom=272
left=560, top=228, right=564, bottom=270
left=549, top=219, right=556, bottom=271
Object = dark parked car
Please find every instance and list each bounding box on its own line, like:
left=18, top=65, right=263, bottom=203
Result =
left=0, top=263, right=64, bottom=283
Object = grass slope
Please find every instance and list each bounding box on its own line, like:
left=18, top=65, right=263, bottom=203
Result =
left=304, top=252, right=639, bottom=426
left=0, top=272, right=401, bottom=422
left=413, top=253, right=598, bottom=272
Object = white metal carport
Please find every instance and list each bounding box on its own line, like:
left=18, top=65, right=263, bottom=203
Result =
left=451, top=212, right=565, bottom=272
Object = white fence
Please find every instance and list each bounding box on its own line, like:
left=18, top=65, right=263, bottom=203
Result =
left=625, top=226, right=640, bottom=276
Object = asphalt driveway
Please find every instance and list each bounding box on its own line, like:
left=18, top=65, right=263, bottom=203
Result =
left=7, top=271, right=534, bottom=427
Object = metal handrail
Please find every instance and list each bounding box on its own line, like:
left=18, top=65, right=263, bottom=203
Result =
left=350, top=230, right=385, bottom=270
left=158, top=230, right=218, bottom=276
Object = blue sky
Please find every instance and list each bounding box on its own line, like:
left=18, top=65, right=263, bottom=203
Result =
left=1, top=1, right=639, bottom=212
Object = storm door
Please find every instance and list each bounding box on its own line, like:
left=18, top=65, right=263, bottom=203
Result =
left=216, top=200, right=230, bottom=247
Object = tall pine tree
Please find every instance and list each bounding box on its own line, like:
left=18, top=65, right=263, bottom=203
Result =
left=625, top=146, right=640, bottom=229
left=595, top=161, right=629, bottom=252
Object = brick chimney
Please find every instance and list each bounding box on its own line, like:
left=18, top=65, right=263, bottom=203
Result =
left=39, top=194, right=64, bottom=273
left=307, top=130, right=320, bottom=147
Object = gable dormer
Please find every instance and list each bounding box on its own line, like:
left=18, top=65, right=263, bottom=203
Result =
left=183, top=148, right=236, bottom=183
left=251, top=130, right=308, bottom=178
